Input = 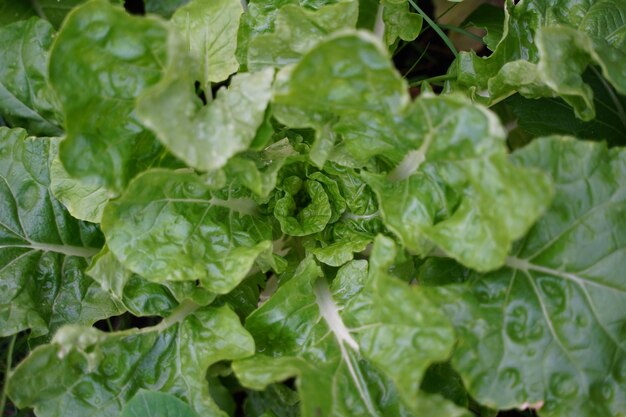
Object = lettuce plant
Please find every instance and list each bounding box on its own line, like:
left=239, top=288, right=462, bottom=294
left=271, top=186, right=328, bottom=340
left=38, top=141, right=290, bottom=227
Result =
left=0, top=0, right=624, bottom=416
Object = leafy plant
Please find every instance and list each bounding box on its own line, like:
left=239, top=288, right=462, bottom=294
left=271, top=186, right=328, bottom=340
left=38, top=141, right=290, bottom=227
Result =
left=0, top=0, right=624, bottom=417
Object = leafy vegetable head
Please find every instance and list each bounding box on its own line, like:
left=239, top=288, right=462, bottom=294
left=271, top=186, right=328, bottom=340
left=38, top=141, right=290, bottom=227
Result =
left=1, top=1, right=625, bottom=416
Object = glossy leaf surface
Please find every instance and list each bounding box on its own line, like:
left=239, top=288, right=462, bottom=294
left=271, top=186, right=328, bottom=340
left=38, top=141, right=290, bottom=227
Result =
left=437, top=137, right=626, bottom=417
left=170, top=0, right=242, bottom=86
left=137, top=65, right=274, bottom=172
left=119, top=390, right=200, bottom=417
left=0, top=127, right=118, bottom=337
left=8, top=304, right=254, bottom=417
left=102, top=169, right=272, bottom=294
left=234, top=243, right=467, bottom=416
left=50, top=0, right=169, bottom=191
left=0, top=18, right=62, bottom=136
left=455, top=0, right=626, bottom=120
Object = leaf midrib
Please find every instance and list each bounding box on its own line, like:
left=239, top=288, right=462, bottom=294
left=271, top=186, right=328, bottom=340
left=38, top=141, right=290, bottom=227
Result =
left=0, top=242, right=99, bottom=258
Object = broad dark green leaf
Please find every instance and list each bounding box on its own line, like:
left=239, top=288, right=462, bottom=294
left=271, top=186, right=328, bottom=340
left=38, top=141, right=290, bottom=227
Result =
left=243, top=384, right=300, bottom=417
left=119, top=390, right=200, bottom=417
left=170, top=0, right=242, bottom=86
left=0, top=127, right=119, bottom=337
left=101, top=169, right=272, bottom=294
left=0, top=18, right=62, bottom=136
left=50, top=0, right=169, bottom=191
left=435, top=137, right=626, bottom=417
left=8, top=304, right=254, bottom=417
left=234, top=242, right=467, bottom=416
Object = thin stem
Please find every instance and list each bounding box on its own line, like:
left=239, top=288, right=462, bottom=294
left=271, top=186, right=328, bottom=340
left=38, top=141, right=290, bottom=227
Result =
left=0, top=334, right=17, bottom=413
left=403, top=42, right=430, bottom=78
left=407, top=0, right=458, bottom=57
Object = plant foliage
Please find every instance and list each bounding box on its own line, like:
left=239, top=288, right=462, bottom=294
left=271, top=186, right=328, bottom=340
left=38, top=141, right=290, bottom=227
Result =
left=0, top=0, right=624, bottom=416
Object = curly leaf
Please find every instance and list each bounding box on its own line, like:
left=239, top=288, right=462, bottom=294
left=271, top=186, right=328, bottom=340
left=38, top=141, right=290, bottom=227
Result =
left=456, top=0, right=626, bottom=120
left=101, top=169, right=272, bottom=294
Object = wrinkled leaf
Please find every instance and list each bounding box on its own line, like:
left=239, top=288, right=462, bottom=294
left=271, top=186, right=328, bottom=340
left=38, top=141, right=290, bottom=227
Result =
left=119, top=390, right=200, bottom=417
left=137, top=62, right=274, bottom=172
left=8, top=304, right=254, bottom=417
left=0, top=127, right=118, bottom=337
left=247, top=1, right=358, bottom=71
left=170, top=0, right=242, bottom=86
left=455, top=0, right=626, bottom=120
left=435, top=137, right=626, bottom=417
left=50, top=0, right=169, bottom=191
left=49, top=139, right=110, bottom=223
left=102, top=169, right=272, bottom=294
left=0, top=18, right=62, bottom=136
left=234, top=243, right=465, bottom=416
left=86, top=246, right=214, bottom=317
left=362, top=94, right=553, bottom=271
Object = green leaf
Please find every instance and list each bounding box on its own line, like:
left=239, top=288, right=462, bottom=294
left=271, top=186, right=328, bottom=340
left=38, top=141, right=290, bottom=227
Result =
left=234, top=243, right=465, bottom=416
left=503, top=68, right=626, bottom=147
left=101, top=169, right=272, bottom=294
left=246, top=1, right=358, bottom=71
left=0, top=127, right=119, bottom=337
left=273, top=31, right=410, bottom=165
left=362, top=94, right=553, bottom=271
left=464, top=3, right=504, bottom=51
left=236, top=0, right=347, bottom=71
left=243, top=384, right=300, bottom=417
left=170, top=0, right=242, bottom=86
left=382, top=0, right=423, bottom=46
left=7, top=304, right=254, bottom=417
left=436, top=137, right=626, bottom=416
left=224, top=137, right=298, bottom=198
left=137, top=64, right=274, bottom=172
left=86, top=246, right=214, bottom=317
left=49, top=139, right=110, bottom=223
left=119, top=390, right=201, bottom=417
left=50, top=0, right=170, bottom=191
left=0, top=18, right=62, bottom=136
left=274, top=175, right=333, bottom=236
left=455, top=0, right=626, bottom=120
